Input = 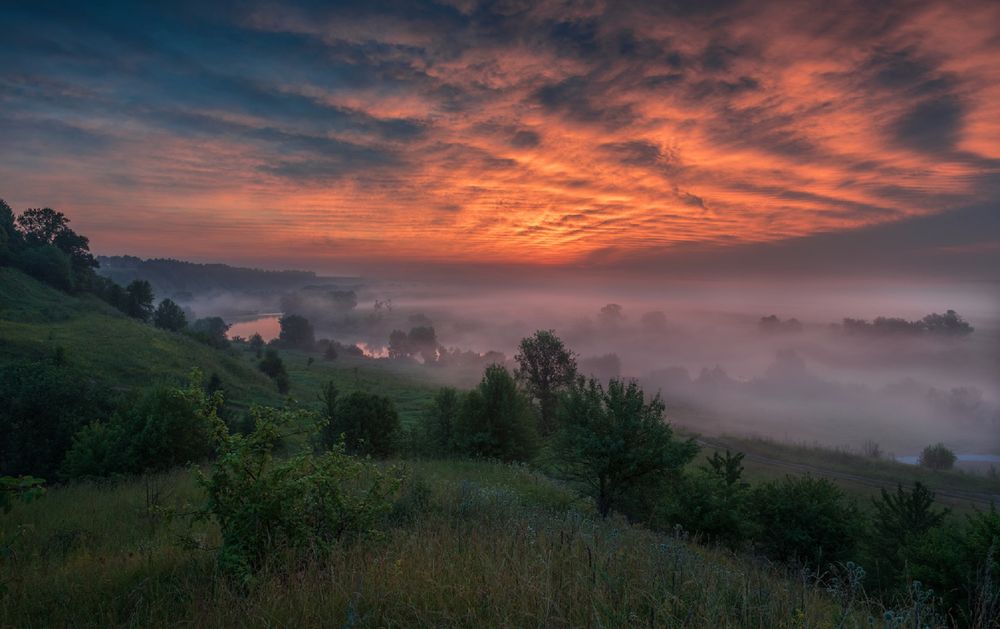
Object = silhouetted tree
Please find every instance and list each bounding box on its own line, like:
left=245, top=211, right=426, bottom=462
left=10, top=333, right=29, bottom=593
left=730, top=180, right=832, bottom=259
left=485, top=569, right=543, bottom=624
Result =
left=189, top=316, right=230, bottom=349
left=153, top=298, right=187, bottom=332
left=408, top=325, right=439, bottom=363
left=331, top=390, right=400, bottom=457
left=258, top=348, right=289, bottom=393
left=919, top=443, right=957, bottom=471
left=278, top=314, right=315, bottom=350
left=248, top=333, right=264, bottom=357
left=548, top=378, right=697, bottom=518
left=514, top=330, right=577, bottom=436
left=388, top=329, right=411, bottom=359
left=125, top=280, right=155, bottom=321
left=15, top=207, right=97, bottom=283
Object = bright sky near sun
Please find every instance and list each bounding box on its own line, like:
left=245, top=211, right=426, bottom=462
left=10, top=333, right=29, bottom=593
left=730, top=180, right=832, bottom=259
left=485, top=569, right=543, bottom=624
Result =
left=1, top=0, right=999, bottom=273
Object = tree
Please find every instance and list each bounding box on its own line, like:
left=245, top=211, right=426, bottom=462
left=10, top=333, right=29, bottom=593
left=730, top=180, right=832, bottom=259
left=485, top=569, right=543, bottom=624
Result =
left=258, top=349, right=289, bottom=394
left=408, top=326, right=439, bottom=363
left=125, top=279, right=155, bottom=321
left=867, top=482, right=949, bottom=590
left=919, top=443, right=957, bottom=471
left=0, top=199, right=18, bottom=264
left=153, top=298, right=187, bottom=332
left=549, top=378, right=697, bottom=518
left=331, top=391, right=400, bottom=457
left=316, top=381, right=339, bottom=451
left=454, top=364, right=538, bottom=462
left=278, top=314, right=315, bottom=350
left=514, top=330, right=577, bottom=435
left=388, top=329, right=411, bottom=359
left=747, top=476, right=861, bottom=566
left=414, top=387, right=461, bottom=457
left=189, top=316, right=230, bottom=349
left=921, top=310, right=973, bottom=336
left=15, top=207, right=97, bottom=282
left=248, top=333, right=265, bottom=357
left=16, top=244, right=73, bottom=290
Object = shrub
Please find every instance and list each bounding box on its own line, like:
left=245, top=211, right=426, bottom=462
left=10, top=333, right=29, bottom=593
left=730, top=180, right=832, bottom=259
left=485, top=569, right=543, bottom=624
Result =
left=454, top=364, right=538, bottom=462
left=412, top=387, right=462, bottom=457
left=330, top=390, right=401, bottom=457
left=866, top=482, right=949, bottom=591
left=548, top=377, right=697, bottom=518
left=196, top=406, right=402, bottom=582
left=16, top=245, right=73, bottom=291
left=919, top=443, right=957, bottom=471
left=0, top=362, right=113, bottom=478
left=188, top=316, right=230, bottom=349
left=258, top=348, right=290, bottom=393
left=747, top=475, right=861, bottom=567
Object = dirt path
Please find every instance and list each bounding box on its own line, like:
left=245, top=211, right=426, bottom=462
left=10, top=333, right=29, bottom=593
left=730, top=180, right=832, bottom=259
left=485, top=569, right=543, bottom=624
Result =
left=696, top=437, right=1000, bottom=507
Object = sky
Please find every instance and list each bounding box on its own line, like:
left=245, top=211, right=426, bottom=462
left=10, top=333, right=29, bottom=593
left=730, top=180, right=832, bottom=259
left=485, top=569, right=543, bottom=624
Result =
left=1, top=0, right=999, bottom=278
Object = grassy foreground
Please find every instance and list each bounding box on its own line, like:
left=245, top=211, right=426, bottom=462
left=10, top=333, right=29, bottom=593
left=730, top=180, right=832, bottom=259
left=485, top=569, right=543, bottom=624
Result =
left=1, top=460, right=846, bottom=628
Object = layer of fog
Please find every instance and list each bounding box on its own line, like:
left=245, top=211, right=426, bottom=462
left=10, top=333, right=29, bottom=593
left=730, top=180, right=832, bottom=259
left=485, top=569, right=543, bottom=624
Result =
left=192, top=276, right=1000, bottom=457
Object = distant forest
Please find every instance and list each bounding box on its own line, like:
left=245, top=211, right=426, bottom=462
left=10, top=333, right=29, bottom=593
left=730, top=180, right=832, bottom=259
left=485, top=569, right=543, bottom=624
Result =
left=97, top=256, right=324, bottom=296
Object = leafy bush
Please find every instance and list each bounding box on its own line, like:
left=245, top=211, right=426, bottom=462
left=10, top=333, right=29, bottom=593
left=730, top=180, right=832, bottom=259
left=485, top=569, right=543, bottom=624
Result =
left=61, top=371, right=222, bottom=478
left=655, top=450, right=751, bottom=548
left=919, top=443, right=956, bottom=471
left=329, top=390, right=401, bottom=457
left=548, top=377, right=697, bottom=518
left=16, top=245, right=73, bottom=291
left=258, top=348, right=289, bottom=393
left=747, top=475, right=861, bottom=567
left=0, top=362, right=113, bottom=477
left=454, top=364, right=538, bottom=462
left=196, top=406, right=402, bottom=582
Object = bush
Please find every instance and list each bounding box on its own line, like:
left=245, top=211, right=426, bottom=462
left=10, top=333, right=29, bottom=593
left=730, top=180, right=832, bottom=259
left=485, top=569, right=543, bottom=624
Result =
left=196, top=406, right=402, bottom=582
left=655, top=450, right=751, bottom=548
left=919, top=443, right=957, bottom=471
left=454, top=364, right=538, bottom=462
left=61, top=371, right=222, bottom=477
left=258, top=348, right=289, bottom=393
left=188, top=316, right=230, bottom=349
left=548, top=377, right=696, bottom=518
left=747, top=475, right=861, bottom=567
left=329, top=391, right=401, bottom=457
left=0, top=362, right=113, bottom=478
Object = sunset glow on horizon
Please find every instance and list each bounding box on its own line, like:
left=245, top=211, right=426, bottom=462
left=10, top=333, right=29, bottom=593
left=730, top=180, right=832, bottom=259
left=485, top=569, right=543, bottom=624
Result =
left=2, top=0, right=999, bottom=275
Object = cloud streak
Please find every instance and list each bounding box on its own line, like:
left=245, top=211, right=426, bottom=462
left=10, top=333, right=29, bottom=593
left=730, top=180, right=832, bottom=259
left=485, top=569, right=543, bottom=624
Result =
left=0, top=0, right=997, bottom=275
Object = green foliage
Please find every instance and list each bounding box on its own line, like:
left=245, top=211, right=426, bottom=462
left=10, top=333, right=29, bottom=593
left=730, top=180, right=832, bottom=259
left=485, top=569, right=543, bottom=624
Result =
left=548, top=377, right=697, bottom=517
left=258, top=348, right=290, bottom=393
left=454, top=364, right=539, bottom=462
left=866, top=482, right=949, bottom=590
left=188, top=316, right=230, bottom=349
left=514, top=329, right=577, bottom=435
left=16, top=244, right=73, bottom=290
left=0, top=361, right=114, bottom=477
left=315, top=380, right=339, bottom=451
left=124, top=279, right=155, bottom=321
left=919, top=442, right=957, bottom=471
left=196, top=406, right=402, bottom=581
left=61, top=371, right=222, bottom=478
left=656, top=450, right=752, bottom=548
left=747, top=475, right=861, bottom=567
left=329, top=390, right=401, bottom=457
left=412, top=387, right=462, bottom=457
left=153, top=298, right=187, bottom=331
left=278, top=314, right=315, bottom=350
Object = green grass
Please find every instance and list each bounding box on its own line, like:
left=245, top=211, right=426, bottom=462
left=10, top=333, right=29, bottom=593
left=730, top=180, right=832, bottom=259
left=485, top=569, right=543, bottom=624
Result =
left=0, top=461, right=845, bottom=627
left=0, top=268, right=279, bottom=405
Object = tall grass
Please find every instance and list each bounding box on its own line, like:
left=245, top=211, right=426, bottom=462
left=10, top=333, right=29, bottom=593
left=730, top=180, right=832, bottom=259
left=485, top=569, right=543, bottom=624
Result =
left=1, top=461, right=844, bottom=627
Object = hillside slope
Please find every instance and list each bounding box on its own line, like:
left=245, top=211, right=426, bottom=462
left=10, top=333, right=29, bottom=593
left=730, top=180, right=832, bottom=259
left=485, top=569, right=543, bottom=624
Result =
left=0, top=268, right=277, bottom=404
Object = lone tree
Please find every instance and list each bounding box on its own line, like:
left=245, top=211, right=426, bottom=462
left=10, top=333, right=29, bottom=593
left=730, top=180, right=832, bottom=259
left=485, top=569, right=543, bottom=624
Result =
left=258, top=348, right=290, bottom=394
left=549, top=378, right=697, bottom=517
left=125, top=279, right=155, bottom=322
left=331, top=390, right=400, bottom=457
left=919, top=443, right=957, bottom=471
left=153, top=298, right=187, bottom=332
left=514, top=330, right=577, bottom=436
left=278, top=314, right=315, bottom=350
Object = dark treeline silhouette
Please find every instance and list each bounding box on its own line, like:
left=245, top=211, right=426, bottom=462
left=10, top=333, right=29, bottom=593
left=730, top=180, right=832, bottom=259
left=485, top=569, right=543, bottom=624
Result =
left=98, top=255, right=320, bottom=296
left=839, top=309, right=973, bottom=337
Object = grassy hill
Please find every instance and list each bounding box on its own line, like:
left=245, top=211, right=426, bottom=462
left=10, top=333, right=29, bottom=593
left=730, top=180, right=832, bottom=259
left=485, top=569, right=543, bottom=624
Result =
left=0, top=268, right=279, bottom=405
